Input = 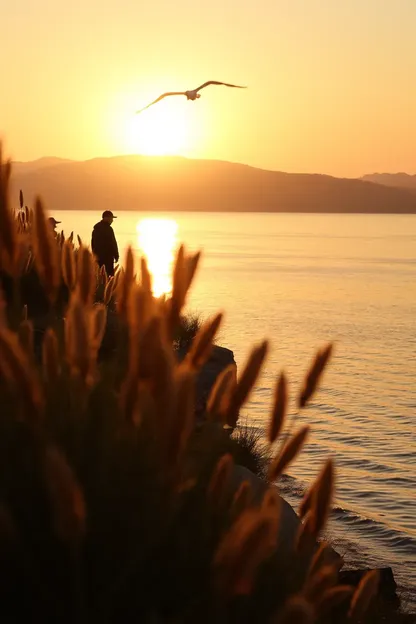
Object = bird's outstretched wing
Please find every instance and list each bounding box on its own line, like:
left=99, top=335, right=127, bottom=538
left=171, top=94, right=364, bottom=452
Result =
left=136, top=92, right=186, bottom=113
left=195, top=81, right=246, bottom=92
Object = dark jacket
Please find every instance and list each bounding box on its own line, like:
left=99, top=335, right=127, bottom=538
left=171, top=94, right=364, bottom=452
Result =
left=91, top=221, right=119, bottom=263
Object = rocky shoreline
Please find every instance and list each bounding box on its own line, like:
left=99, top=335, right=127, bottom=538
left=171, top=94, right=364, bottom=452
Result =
left=188, top=344, right=415, bottom=621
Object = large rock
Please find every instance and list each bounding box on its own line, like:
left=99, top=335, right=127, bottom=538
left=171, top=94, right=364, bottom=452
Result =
left=339, top=567, right=398, bottom=600
left=228, top=464, right=341, bottom=566
left=339, top=568, right=416, bottom=621
left=229, top=464, right=300, bottom=553
left=177, top=345, right=237, bottom=419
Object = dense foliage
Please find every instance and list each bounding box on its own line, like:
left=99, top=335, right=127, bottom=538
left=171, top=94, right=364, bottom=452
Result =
left=0, top=146, right=382, bottom=623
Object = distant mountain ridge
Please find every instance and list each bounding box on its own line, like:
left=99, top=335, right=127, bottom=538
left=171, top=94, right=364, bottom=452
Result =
left=12, top=157, right=75, bottom=176
left=361, top=172, right=416, bottom=191
left=9, top=155, right=416, bottom=214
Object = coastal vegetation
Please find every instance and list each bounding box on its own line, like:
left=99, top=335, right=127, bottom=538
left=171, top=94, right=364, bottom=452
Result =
left=0, top=145, right=404, bottom=622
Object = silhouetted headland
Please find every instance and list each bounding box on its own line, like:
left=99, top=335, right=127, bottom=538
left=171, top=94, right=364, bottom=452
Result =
left=11, top=155, right=416, bottom=214
left=362, top=172, right=416, bottom=192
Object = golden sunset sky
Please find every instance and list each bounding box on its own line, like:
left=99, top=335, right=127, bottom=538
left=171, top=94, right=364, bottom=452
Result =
left=2, top=0, right=415, bottom=176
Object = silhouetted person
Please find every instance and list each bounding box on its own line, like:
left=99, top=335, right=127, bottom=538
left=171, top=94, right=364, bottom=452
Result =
left=91, top=210, right=119, bottom=277
left=48, top=217, right=61, bottom=235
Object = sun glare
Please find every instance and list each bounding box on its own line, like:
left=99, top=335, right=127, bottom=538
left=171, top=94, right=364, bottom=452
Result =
left=136, top=218, right=178, bottom=297
left=127, top=100, right=191, bottom=156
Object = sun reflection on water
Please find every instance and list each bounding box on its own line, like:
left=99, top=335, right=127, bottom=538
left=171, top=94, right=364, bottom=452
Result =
left=136, top=218, right=178, bottom=297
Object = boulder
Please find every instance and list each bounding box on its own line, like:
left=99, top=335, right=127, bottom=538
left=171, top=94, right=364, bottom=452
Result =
left=228, top=464, right=341, bottom=566
left=178, top=345, right=237, bottom=419
left=339, top=567, right=400, bottom=605
left=339, top=568, right=416, bottom=621
left=229, top=464, right=300, bottom=552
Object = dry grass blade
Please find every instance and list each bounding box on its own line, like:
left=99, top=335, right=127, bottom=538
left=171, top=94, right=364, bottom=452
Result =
left=18, top=320, right=34, bottom=357
left=25, top=250, right=34, bottom=273
left=299, top=343, right=333, bottom=408
left=166, top=367, right=195, bottom=464
left=268, top=371, right=288, bottom=444
left=184, top=251, right=201, bottom=293
left=295, top=512, right=315, bottom=553
left=261, top=487, right=281, bottom=518
left=103, top=276, right=115, bottom=305
left=304, top=564, right=338, bottom=603
left=230, top=481, right=252, bottom=522
left=136, top=314, right=165, bottom=380
left=77, top=246, right=96, bottom=305
left=207, top=453, right=234, bottom=507
left=14, top=237, right=30, bottom=275
left=226, top=340, right=269, bottom=428
left=132, top=317, right=172, bottom=424
left=148, top=333, right=175, bottom=430
left=311, top=459, right=334, bottom=536
left=165, top=245, right=190, bottom=338
left=172, top=244, right=186, bottom=309
left=44, top=447, right=86, bottom=541
left=207, top=365, right=236, bottom=422
left=42, top=328, right=60, bottom=383
left=77, top=234, right=82, bottom=247
left=214, top=508, right=278, bottom=596
left=17, top=211, right=25, bottom=232
left=186, top=312, right=223, bottom=370
left=348, top=569, right=380, bottom=621
left=32, top=197, right=60, bottom=301
left=268, top=426, right=310, bottom=481
left=272, top=597, right=314, bottom=624
left=19, top=189, right=24, bottom=209
left=61, top=240, right=76, bottom=290
left=317, top=585, right=354, bottom=617
left=307, top=541, right=330, bottom=579
left=0, top=327, right=43, bottom=421
left=117, top=247, right=135, bottom=317
left=99, top=264, right=107, bottom=284
left=65, top=295, right=92, bottom=384
left=127, top=284, right=155, bottom=342
left=140, top=256, right=152, bottom=294
left=92, top=304, right=107, bottom=350
left=112, top=268, right=121, bottom=293
left=124, top=246, right=135, bottom=283
left=299, top=482, right=316, bottom=519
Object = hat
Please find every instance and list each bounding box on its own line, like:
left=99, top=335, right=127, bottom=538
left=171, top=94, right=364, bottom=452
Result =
left=48, top=217, right=61, bottom=226
left=102, top=210, right=117, bottom=219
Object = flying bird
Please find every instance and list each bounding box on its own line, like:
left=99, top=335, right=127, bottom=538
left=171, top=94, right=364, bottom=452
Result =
left=136, top=80, right=246, bottom=113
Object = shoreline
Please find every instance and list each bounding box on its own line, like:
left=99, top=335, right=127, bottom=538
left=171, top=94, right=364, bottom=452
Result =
left=183, top=343, right=416, bottom=616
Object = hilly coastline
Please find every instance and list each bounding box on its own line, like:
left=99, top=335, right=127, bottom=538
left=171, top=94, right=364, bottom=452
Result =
left=10, top=155, right=416, bottom=214
left=362, top=173, right=416, bottom=192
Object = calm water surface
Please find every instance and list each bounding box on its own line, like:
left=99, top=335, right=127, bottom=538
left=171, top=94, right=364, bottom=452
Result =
left=55, top=211, right=416, bottom=608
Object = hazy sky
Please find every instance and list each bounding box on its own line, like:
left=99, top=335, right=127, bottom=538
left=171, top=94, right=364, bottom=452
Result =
left=2, top=0, right=416, bottom=176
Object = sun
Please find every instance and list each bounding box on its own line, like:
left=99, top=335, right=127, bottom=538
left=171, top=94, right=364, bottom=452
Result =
left=126, top=98, right=191, bottom=156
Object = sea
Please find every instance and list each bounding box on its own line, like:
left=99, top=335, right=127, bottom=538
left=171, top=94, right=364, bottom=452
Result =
left=54, top=210, right=416, bottom=610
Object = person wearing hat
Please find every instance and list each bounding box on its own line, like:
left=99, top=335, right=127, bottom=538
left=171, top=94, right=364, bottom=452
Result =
left=48, top=217, right=61, bottom=234
left=91, top=210, right=119, bottom=277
